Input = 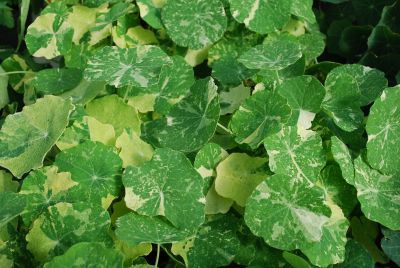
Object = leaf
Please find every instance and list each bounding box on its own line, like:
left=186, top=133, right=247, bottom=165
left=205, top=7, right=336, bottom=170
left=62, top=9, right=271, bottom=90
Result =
left=84, top=46, right=171, bottom=88
left=366, top=86, right=400, bottom=175
left=282, top=252, right=313, bottom=268
left=26, top=202, right=111, bottom=262
left=277, top=75, right=325, bottom=128
left=331, top=136, right=355, bottom=186
left=230, top=89, right=292, bottom=149
left=33, top=68, right=83, bottom=95
left=43, top=242, right=124, bottom=268
left=143, top=77, right=220, bottom=152
left=17, top=0, right=30, bottom=50
left=115, top=129, right=154, bottom=168
left=0, top=95, right=73, bottom=178
left=171, top=215, right=241, bottom=268
left=215, top=153, right=267, bottom=206
left=381, top=228, right=400, bottom=266
left=290, top=0, right=316, bottom=24
left=137, top=0, right=165, bottom=29
left=55, top=141, right=123, bottom=209
left=85, top=95, right=140, bottom=136
left=264, top=126, right=326, bottom=186
left=0, top=192, right=26, bottom=228
left=161, top=0, right=227, bottom=49
left=116, top=213, right=190, bottom=246
left=229, top=0, right=291, bottom=34
left=211, top=56, right=256, bottom=86
left=335, top=240, right=374, bottom=268
left=219, top=84, right=251, bottom=115
left=353, top=157, right=400, bottom=230
left=0, top=170, right=19, bottom=192
left=123, top=148, right=205, bottom=231
left=238, top=39, right=302, bottom=70
left=0, top=66, right=9, bottom=110
left=322, top=64, right=387, bottom=131
left=244, top=174, right=331, bottom=251
left=19, top=166, right=77, bottom=225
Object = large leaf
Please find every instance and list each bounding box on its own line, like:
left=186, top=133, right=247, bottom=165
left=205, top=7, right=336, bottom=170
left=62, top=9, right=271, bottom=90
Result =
left=0, top=96, right=73, bottom=178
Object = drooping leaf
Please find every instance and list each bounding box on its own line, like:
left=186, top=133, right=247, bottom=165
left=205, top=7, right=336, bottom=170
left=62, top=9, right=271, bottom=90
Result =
left=0, top=96, right=73, bottom=178
left=335, top=240, right=374, bottom=268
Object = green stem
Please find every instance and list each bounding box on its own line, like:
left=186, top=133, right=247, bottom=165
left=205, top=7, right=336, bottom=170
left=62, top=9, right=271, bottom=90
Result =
left=217, top=122, right=232, bottom=134
left=154, top=244, right=161, bottom=268
left=160, top=245, right=185, bottom=267
left=0, top=71, right=34, bottom=76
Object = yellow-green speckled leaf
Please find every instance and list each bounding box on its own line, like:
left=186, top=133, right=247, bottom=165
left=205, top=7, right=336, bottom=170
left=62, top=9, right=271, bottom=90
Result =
left=0, top=96, right=73, bottom=178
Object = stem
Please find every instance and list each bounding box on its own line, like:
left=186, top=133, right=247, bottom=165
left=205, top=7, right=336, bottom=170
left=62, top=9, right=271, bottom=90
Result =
left=0, top=71, right=34, bottom=76
left=154, top=244, right=161, bottom=268
left=217, top=122, right=232, bottom=134
left=160, top=245, right=185, bottom=267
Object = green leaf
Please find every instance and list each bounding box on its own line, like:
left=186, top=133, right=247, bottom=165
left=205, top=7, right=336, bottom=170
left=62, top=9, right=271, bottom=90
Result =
left=85, top=95, right=140, bottom=136
left=0, top=170, right=19, bottom=192
left=335, top=240, right=374, bottom=268
left=264, top=126, right=325, bottom=186
left=137, top=0, right=164, bottom=29
left=290, top=0, right=316, bottom=24
left=0, top=192, right=26, bottom=228
left=43, top=242, right=124, bottom=268
left=123, top=148, right=205, bottom=231
left=55, top=141, right=122, bottom=209
left=230, top=90, right=292, bottom=149
left=282, top=252, right=313, bottom=268
left=244, top=174, right=331, bottom=251
left=0, top=66, right=9, bottom=110
left=0, top=3, right=14, bottom=28
left=33, top=68, right=83, bottom=95
left=366, top=86, right=400, bottom=175
left=322, top=64, right=387, bottom=131
left=0, top=96, right=73, bottom=178
left=161, top=0, right=227, bottom=49
left=219, top=84, right=251, bottom=115
left=17, top=0, right=30, bottom=50
left=354, top=157, right=400, bottom=230
left=116, top=213, right=190, bottom=246
left=238, top=39, right=302, bottom=70
left=84, top=46, right=171, bottom=88
left=211, top=56, right=256, bottom=86
left=19, top=166, right=77, bottom=225
left=26, top=202, right=111, bottom=262
left=215, top=153, right=267, bottom=206
left=229, top=0, right=291, bottom=34
left=143, top=77, right=220, bottom=152
left=172, top=215, right=241, bottom=268
left=381, top=228, right=400, bottom=266
left=331, top=136, right=355, bottom=186
left=277, top=75, right=325, bottom=127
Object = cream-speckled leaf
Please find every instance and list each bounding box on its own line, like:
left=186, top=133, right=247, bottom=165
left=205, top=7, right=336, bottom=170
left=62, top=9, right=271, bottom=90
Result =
left=26, top=202, right=110, bottom=262
left=154, top=55, right=195, bottom=115
left=43, top=242, right=124, bottom=268
left=143, top=77, right=220, bottom=152
left=277, top=76, right=325, bottom=127
left=84, top=46, right=171, bottom=88
left=353, top=157, right=400, bottom=230
left=25, top=13, right=73, bottom=59
left=161, top=0, right=227, bottom=49
left=137, top=0, right=165, bottom=29
left=19, top=166, right=77, bottom=225
left=115, top=129, right=153, bottom=168
left=264, top=126, right=325, bottom=186
left=172, top=215, right=241, bottom=268
left=290, top=0, right=316, bottom=24
left=366, top=86, right=400, bottom=175
left=0, top=96, right=73, bottom=178
left=331, top=136, right=355, bottom=185
left=55, top=141, right=122, bottom=209
left=86, top=95, right=140, bottom=136
left=116, top=213, right=190, bottom=246
left=229, top=0, right=291, bottom=34
left=238, top=39, right=302, bottom=70
left=215, top=153, right=267, bottom=206
left=123, top=148, right=205, bottom=231
left=230, top=90, right=292, bottom=149
left=0, top=192, right=26, bottom=228
left=244, top=174, right=331, bottom=250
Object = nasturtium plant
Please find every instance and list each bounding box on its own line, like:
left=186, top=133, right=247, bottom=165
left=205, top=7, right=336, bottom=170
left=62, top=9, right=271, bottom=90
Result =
left=1, top=0, right=400, bottom=267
